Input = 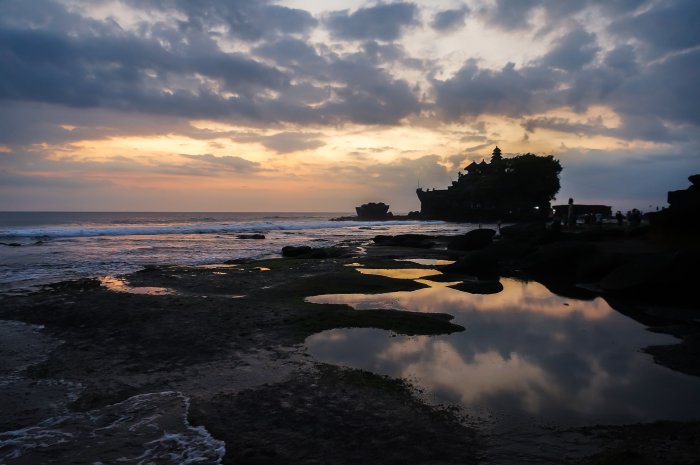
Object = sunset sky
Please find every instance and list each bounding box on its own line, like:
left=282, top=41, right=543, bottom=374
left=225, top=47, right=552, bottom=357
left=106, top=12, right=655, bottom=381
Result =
left=1, top=0, right=698, bottom=212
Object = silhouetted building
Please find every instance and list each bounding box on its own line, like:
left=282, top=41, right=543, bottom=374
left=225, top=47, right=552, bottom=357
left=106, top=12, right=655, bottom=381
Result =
left=649, top=174, right=700, bottom=233
left=417, top=147, right=562, bottom=221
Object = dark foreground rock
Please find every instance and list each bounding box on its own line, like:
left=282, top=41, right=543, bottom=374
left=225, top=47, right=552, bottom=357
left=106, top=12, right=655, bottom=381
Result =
left=190, top=365, right=479, bottom=465
left=448, top=279, right=504, bottom=294
left=281, top=245, right=312, bottom=257
left=373, top=234, right=435, bottom=248
left=237, top=234, right=266, bottom=239
left=281, top=246, right=351, bottom=259
left=1, top=234, right=700, bottom=464
left=447, top=228, right=496, bottom=251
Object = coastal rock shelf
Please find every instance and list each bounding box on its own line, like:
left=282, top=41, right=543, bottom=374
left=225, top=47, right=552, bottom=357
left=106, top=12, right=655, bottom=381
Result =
left=1, top=231, right=700, bottom=464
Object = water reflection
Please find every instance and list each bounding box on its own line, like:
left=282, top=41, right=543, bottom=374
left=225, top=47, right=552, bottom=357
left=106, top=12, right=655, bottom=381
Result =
left=395, top=258, right=455, bottom=266
left=306, top=278, right=700, bottom=427
left=357, top=268, right=442, bottom=280
left=100, top=276, right=174, bottom=295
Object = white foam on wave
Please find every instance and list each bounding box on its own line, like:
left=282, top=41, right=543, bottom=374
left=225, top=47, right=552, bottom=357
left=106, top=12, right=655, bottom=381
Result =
left=0, top=220, right=439, bottom=240
left=0, top=391, right=225, bottom=464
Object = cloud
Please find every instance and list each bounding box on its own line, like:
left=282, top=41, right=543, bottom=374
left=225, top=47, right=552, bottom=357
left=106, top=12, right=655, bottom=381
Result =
left=479, top=0, right=646, bottom=31
left=125, top=0, right=317, bottom=41
left=0, top=171, right=108, bottom=188
left=430, top=6, right=469, bottom=32
left=522, top=116, right=609, bottom=136
left=541, top=27, right=599, bottom=71
left=325, top=3, right=419, bottom=41
left=179, top=154, right=263, bottom=172
left=612, top=48, right=700, bottom=127
left=611, top=0, right=700, bottom=56
left=259, top=133, right=325, bottom=153
left=433, top=61, right=560, bottom=119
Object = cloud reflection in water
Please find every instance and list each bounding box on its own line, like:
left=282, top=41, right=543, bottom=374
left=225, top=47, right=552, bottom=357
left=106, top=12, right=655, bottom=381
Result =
left=306, top=278, right=700, bottom=426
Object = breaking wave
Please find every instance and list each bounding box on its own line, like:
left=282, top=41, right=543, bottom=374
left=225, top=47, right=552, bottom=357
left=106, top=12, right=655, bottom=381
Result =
left=0, top=220, right=436, bottom=240
left=0, top=391, right=225, bottom=464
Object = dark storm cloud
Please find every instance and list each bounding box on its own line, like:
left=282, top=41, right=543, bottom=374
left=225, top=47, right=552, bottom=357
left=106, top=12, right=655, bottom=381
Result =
left=541, top=27, right=599, bottom=71
left=325, top=3, right=419, bottom=41
left=0, top=0, right=427, bottom=130
left=0, top=23, right=290, bottom=116
left=612, top=49, right=700, bottom=127
left=433, top=61, right=561, bottom=119
left=124, top=0, right=317, bottom=40
left=253, top=39, right=327, bottom=71
left=320, top=54, right=421, bottom=124
left=612, top=0, right=700, bottom=55
left=1, top=0, right=699, bottom=147
left=559, top=44, right=700, bottom=140
left=431, top=6, right=469, bottom=32
left=480, top=0, right=646, bottom=31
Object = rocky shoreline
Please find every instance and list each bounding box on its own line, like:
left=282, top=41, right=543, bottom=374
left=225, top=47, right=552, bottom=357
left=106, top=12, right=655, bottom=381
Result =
left=1, top=227, right=699, bottom=464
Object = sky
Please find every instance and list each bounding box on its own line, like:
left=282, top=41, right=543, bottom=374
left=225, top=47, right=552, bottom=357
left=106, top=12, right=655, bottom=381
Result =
left=1, top=0, right=699, bottom=212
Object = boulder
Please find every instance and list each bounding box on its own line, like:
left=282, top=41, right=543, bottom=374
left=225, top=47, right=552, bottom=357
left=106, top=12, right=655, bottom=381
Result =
left=372, top=234, right=435, bottom=248
left=449, top=279, right=504, bottom=295
left=237, top=234, right=266, bottom=239
left=440, top=249, right=501, bottom=280
left=282, top=246, right=312, bottom=257
left=520, top=242, right=599, bottom=277
left=499, top=222, right=547, bottom=241
left=575, top=251, right=630, bottom=282
left=281, top=246, right=351, bottom=259
left=596, top=250, right=699, bottom=306
left=597, top=253, right=675, bottom=294
left=447, top=229, right=496, bottom=251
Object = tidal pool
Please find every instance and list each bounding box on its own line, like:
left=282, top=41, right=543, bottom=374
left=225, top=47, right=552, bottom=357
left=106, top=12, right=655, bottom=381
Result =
left=305, top=276, right=700, bottom=429
left=100, top=276, right=174, bottom=295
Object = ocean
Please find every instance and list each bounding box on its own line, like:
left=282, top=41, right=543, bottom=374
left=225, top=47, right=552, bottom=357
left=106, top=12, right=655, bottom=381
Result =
left=0, top=212, right=481, bottom=292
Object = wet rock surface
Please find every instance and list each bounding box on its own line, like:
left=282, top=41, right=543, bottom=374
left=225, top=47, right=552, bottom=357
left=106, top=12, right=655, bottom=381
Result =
left=190, top=366, right=480, bottom=465
left=1, top=233, right=699, bottom=464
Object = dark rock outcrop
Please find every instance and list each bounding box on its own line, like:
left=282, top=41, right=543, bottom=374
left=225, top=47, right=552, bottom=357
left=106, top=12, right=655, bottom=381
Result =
left=356, top=202, right=392, bottom=220
left=449, top=279, right=504, bottom=295
left=441, top=249, right=501, bottom=280
left=649, top=174, right=700, bottom=235
left=237, top=234, right=266, bottom=239
left=282, top=246, right=312, bottom=257
left=373, top=234, right=435, bottom=249
left=281, top=246, right=351, bottom=259
left=447, top=229, right=496, bottom=251
left=520, top=242, right=599, bottom=277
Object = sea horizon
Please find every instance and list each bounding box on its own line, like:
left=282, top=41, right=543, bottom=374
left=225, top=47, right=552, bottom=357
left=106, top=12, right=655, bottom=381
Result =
left=0, top=211, right=482, bottom=292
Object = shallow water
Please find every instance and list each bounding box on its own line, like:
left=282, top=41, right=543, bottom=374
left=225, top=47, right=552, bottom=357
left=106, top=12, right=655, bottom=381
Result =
left=0, top=211, right=485, bottom=291
left=100, top=275, right=174, bottom=295
left=305, top=274, right=700, bottom=430
left=0, top=391, right=225, bottom=465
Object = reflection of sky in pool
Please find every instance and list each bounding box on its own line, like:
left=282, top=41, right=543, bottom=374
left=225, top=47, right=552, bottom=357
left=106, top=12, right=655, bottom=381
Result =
left=100, top=276, right=173, bottom=295
left=305, top=276, right=700, bottom=428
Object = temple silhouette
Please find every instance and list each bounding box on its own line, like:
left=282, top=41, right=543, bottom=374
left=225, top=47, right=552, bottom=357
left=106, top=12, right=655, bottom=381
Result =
left=417, top=147, right=562, bottom=221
